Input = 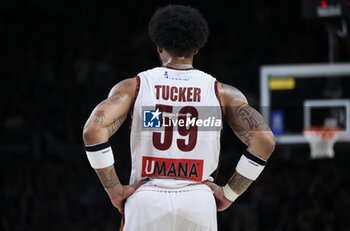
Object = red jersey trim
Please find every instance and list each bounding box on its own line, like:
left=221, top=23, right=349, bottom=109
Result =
left=130, top=76, right=141, bottom=130
left=214, top=80, right=224, bottom=117
left=212, top=80, right=223, bottom=180
left=161, top=65, right=196, bottom=71
left=134, top=76, right=141, bottom=102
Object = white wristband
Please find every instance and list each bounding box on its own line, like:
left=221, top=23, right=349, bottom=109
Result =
left=223, top=184, right=239, bottom=202
left=85, top=142, right=115, bottom=169
left=235, top=151, right=267, bottom=181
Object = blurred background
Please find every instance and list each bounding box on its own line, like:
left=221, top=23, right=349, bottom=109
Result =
left=2, top=0, right=350, bottom=230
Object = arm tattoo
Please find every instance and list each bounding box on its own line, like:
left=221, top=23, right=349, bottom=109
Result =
left=100, top=91, right=123, bottom=106
left=222, top=83, right=247, bottom=103
left=107, top=115, right=127, bottom=137
left=120, top=79, right=134, bottom=87
left=108, top=91, right=122, bottom=105
left=231, top=125, right=254, bottom=144
left=98, top=168, right=120, bottom=189
left=235, top=103, right=266, bottom=129
left=94, top=110, right=105, bottom=123
left=228, top=172, right=253, bottom=194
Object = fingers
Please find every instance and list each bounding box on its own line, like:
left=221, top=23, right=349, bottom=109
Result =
left=202, top=181, right=233, bottom=211
left=111, top=199, right=124, bottom=214
left=115, top=180, right=149, bottom=213
left=130, top=179, right=149, bottom=190
left=203, top=181, right=216, bottom=189
left=203, top=182, right=223, bottom=199
left=203, top=181, right=221, bottom=192
left=111, top=180, right=149, bottom=214
left=122, top=179, right=149, bottom=199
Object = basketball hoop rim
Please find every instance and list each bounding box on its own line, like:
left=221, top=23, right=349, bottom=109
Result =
left=303, top=126, right=342, bottom=141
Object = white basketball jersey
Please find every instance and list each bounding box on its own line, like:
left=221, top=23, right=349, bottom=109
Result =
left=129, top=67, right=222, bottom=186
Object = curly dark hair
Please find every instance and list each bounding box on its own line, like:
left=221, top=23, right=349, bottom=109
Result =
left=148, top=5, right=209, bottom=56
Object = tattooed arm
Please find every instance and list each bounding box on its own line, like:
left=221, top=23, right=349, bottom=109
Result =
left=83, top=78, right=144, bottom=213
left=83, top=78, right=134, bottom=144
left=220, top=83, right=275, bottom=158
left=204, top=82, right=275, bottom=211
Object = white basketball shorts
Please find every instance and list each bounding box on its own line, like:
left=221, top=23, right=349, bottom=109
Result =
left=123, top=182, right=217, bottom=231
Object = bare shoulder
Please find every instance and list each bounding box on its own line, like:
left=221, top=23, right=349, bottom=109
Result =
left=108, top=77, right=138, bottom=98
left=217, top=82, right=248, bottom=106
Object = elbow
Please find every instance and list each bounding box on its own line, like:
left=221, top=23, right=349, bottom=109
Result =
left=248, top=131, right=275, bottom=160
left=82, top=125, right=91, bottom=144
left=83, top=122, right=107, bottom=145
left=82, top=123, right=98, bottom=145
left=264, top=131, right=275, bottom=156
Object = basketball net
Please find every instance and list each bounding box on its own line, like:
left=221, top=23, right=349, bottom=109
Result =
left=303, top=126, right=341, bottom=159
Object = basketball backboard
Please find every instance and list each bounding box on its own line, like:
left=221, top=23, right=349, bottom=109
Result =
left=260, top=63, right=350, bottom=144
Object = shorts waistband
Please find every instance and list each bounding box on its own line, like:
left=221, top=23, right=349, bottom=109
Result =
left=136, top=182, right=212, bottom=193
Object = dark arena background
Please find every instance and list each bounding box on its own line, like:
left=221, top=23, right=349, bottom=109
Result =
left=2, top=1, right=350, bottom=230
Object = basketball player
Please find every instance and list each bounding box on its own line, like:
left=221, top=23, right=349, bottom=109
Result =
left=83, top=5, right=275, bottom=231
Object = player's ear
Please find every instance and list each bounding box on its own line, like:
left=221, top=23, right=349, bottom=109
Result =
left=193, top=49, right=199, bottom=55
left=157, top=46, right=163, bottom=54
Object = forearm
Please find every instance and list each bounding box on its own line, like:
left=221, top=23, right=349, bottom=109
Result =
left=226, top=135, right=272, bottom=196
left=95, top=165, right=122, bottom=200
left=227, top=172, right=253, bottom=195
left=222, top=152, right=265, bottom=203
left=223, top=143, right=271, bottom=202
left=83, top=140, right=124, bottom=204
left=96, top=165, right=120, bottom=188
left=92, top=154, right=146, bottom=214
